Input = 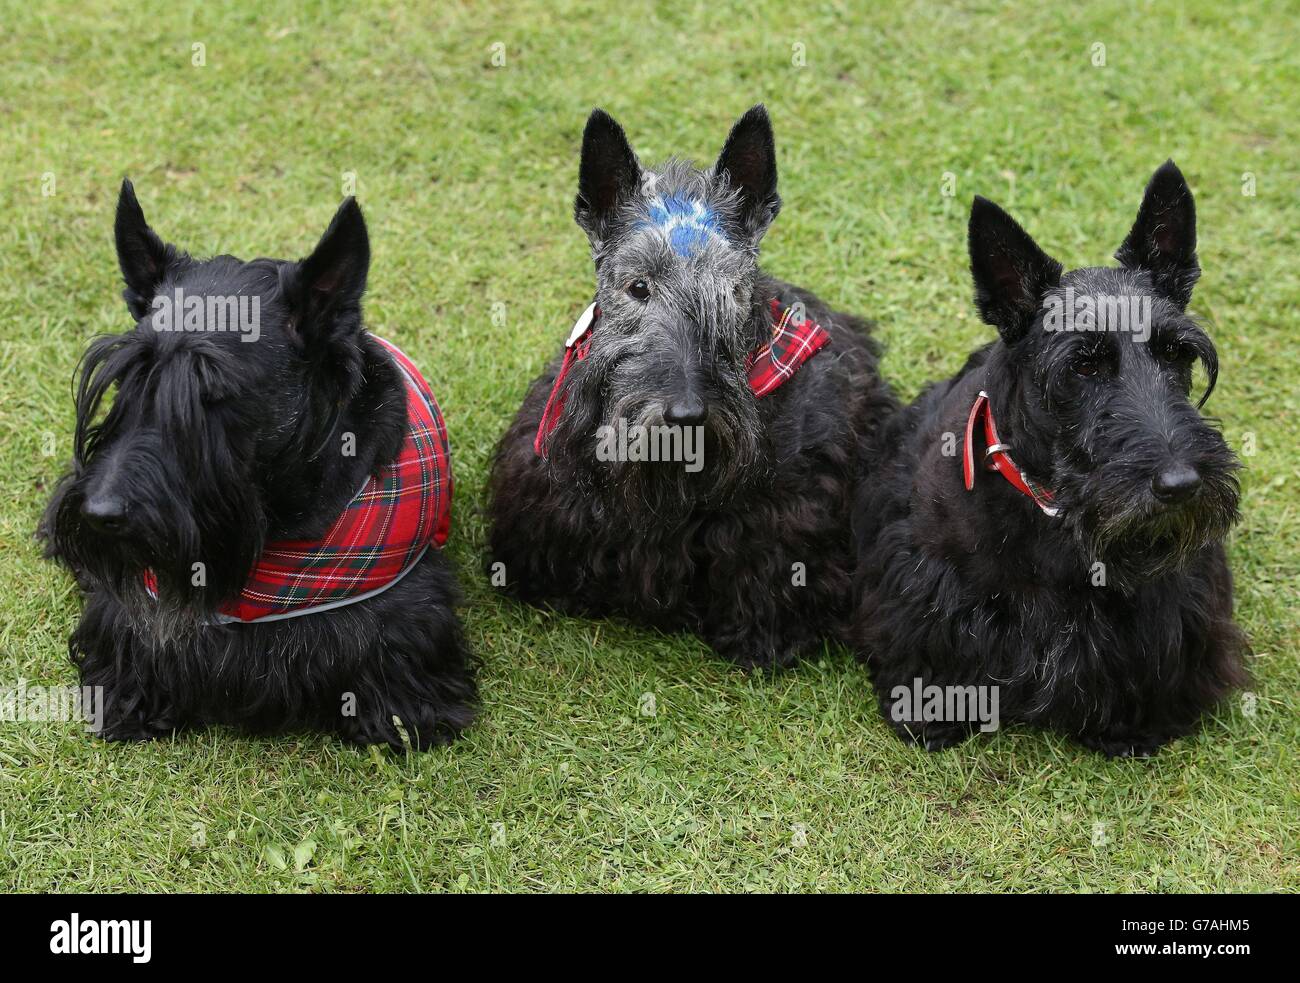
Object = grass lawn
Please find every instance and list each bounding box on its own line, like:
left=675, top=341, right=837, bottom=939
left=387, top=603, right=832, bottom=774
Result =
left=1, top=0, right=1296, bottom=892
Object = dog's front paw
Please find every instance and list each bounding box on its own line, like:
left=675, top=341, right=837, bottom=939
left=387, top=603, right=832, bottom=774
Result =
left=345, top=705, right=471, bottom=752
left=706, top=624, right=817, bottom=671
left=94, top=708, right=180, bottom=743
left=889, top=720, right=973, bottom=752
left=341, top=678, right=477, bottom=752
left=1077, top=731, right=1173, bottom=758
left=724, top=646, right=803, bottom=671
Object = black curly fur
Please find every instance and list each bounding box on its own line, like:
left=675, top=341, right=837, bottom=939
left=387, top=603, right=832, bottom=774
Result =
left=487, top=107, right=897, bottom=668
left=39, top=181, right=476, bottom=750
left=851, top=162, right=1248, bottom=757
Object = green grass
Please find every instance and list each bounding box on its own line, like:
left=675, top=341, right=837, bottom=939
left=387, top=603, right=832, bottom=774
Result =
left=1, top=0, right=1297, bottom=892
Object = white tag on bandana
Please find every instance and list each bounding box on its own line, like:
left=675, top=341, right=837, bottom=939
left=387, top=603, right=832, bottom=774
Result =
left=566, top=302, right=597, bottom=348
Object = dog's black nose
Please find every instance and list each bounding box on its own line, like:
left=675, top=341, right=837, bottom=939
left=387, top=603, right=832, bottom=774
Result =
left=81, top=494, right=129, bottom=534
left=1152, top=465, right=1201, bottom=503
left=663, top=396, right=708, bottom=426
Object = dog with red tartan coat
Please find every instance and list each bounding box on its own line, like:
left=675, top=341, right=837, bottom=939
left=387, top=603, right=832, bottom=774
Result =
left=487, top=106, right=897, bottom=668
left=40, top=183, right=475, bottom=749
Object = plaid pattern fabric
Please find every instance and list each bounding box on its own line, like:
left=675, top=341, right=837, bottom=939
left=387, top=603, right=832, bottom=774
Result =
left=534, top=297, right=829, bottom=456
left=145, top=335, right=453, bottom=624
left=745, top=298, right=832, bottom=397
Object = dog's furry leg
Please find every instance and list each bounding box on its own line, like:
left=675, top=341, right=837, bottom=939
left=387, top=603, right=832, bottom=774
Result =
left=71, top=592, right=184, bottom=742
left=337, top=557, right=477, bottom=751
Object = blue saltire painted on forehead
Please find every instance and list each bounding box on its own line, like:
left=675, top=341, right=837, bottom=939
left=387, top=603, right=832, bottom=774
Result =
left=641, top=194, right=724, bottom=257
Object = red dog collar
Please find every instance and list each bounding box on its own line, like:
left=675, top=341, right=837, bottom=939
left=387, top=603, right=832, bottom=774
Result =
left=145, top=335, right=453, bottom=623
left=534, top=297, right=830, bottom=456
left=962, top=390, right=1058, bottom=517
left=533, top=303, right=600, bottom=456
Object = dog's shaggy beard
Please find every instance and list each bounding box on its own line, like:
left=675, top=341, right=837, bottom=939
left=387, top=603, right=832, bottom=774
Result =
left=1012, top=337, right=1241, bottom=590
left=1049, top=427, right=1240, bottom=589
left=44, top=472, right=263, bottom=645
left=546, top=354, right=762, bottom=516
left=40, top=335, right=265, bottom=643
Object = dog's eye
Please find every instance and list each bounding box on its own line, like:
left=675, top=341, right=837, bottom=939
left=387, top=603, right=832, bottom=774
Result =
left=1157, top=339, right=1189, bottom=364
left=627, top=279, right=651, bottom=301
left=1073, top=356, right=1101, bottom=378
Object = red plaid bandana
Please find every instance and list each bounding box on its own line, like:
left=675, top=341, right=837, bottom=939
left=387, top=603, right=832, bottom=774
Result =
left=534, top=297, right=830, bottom=456
left=145, top=335, right=452, bottom=623
left=747, top=298, right=833, bottom=397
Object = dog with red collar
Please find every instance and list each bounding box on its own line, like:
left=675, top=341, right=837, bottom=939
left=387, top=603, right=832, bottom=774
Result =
left=487, top=106, right=898, bottom=669
left=41, top=183, right=475, bottom=749
left=851, top=162, right=1246, bottom=756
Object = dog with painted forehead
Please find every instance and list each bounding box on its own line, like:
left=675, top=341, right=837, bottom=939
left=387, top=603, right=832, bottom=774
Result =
left=489, top=105, right=898, bottom=671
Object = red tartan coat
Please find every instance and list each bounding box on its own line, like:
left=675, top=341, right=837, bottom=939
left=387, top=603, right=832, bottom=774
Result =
left=146, top=335, right=452, bottom=624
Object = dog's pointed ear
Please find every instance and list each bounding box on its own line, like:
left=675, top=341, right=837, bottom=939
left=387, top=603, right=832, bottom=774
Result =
left=1115, top=159, right=1200, bottom=309
left=968, top=195, right=1063, bottom=344
left=292, top=197, right=370, bottom=340
left=115, top=179, right=175, bottom=319
left=575, top=109, right=641, bottom=245
left=714, top=104, right=780, bottom=239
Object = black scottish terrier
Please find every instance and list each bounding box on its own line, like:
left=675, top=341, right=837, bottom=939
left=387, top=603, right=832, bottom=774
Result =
left=852, top=162, right=1248, bottom=756
left=488, top=106, right=896, bottom=668
left=40, top=182, right=475, bottom=749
